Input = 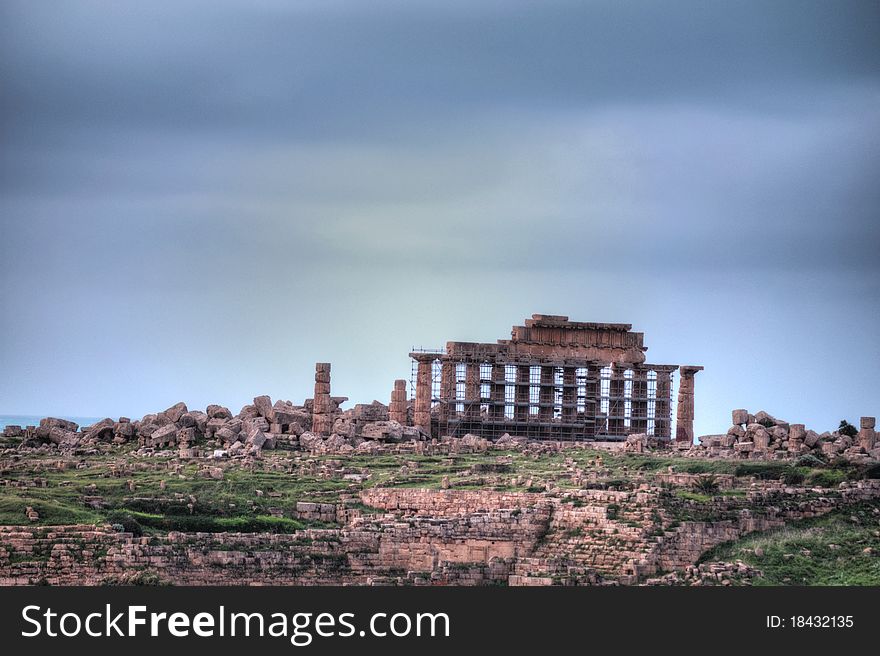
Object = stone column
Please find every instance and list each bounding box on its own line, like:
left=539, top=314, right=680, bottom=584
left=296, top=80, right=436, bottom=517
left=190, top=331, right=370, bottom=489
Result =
left=439, top=360, right=456, bottom=421
left=489, top=363, right=505, bottom=420
left=675, top=365, right=703, bottom=444
left=654, top=368, right=673, bottom=440
left=389, top=379, right=408, bottom=425
left=859, top=416, right=876, bottom=452
left=515, top=365, right=530, bottom=423
left=562, top=366, right=576, bottom=423
left=312, top=362, right=333, bottom=435
left=608, top=364, right=626, bottom=436
left=465, top=362, right=481, bottom=420
left=789, top=423, right=805, bottom=453
left=584, top=363, right=600, bottom=436
left=539, top=366, right=555, bottom=421
left=413, top=355, right=434, bottom=435
left=630, top=367, right=648, bottom=434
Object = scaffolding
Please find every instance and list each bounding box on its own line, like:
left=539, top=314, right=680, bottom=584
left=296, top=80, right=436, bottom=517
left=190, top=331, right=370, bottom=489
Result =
left=410, top=350, right=678, bottom=441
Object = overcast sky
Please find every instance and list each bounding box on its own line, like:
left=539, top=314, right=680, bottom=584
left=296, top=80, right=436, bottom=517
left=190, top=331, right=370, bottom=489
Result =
left=1, top=0, right=878, bottom=436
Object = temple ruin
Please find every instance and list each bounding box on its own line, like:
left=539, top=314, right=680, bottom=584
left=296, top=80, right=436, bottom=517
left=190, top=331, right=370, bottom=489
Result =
left=409, top=314, right=702, bottom=442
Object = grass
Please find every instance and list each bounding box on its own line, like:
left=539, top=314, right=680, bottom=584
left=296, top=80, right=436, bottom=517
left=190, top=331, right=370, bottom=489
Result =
left=674, top=490, right=713, bottom=503
left=698, top=505, right=880, bottom=585
left=0, top=447, right=871, bottom=535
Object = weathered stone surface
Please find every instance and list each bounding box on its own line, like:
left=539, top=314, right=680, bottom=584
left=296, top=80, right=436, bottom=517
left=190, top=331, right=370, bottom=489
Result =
left=243, top=416, right=269, bottom=434
left=114, top=421, right=135, bottom=439
left=858, top=427, right=876, bottom=451
left=253, top=395, right=276, bottom=422
left=39, top=417, right=79, bottom=433
left=771, top=425, right=788, bottom=441
left=360, top=421, right=404, bottom=441
left=731, top=409, right=749, bottom=425
left=272, top=400, right=301, bottom=425
left=215, top=426, right=239, bottom=443
left=247, top=428, right=267, bottom=450
left=163, top=402, right=188, bottom=423
left=151, top=423, right=179, bottom=446
left=48, top=427, right=78, bottom=446
left=206, top=405, right=232, bottom=420
left=753, top=410, right=779, bottom=427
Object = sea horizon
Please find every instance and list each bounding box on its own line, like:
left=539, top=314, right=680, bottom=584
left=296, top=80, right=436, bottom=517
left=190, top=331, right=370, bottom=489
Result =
left=0, top=414, right=103, bottom=431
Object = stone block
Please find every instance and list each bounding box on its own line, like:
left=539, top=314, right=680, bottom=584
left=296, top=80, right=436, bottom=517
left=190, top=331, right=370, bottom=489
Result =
left=163, top=402, right=188, bottom=423
left=247, top=428, right=267, bottom=450
left=253, top=395, right=276, bottom=422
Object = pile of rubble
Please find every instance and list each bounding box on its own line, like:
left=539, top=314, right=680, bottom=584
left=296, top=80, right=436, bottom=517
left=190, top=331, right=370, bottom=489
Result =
left=644, top=560, right=762, bottom=586
left=695, top=410, right=878, bottom=461
left=1, top=393, right=423, bottom=458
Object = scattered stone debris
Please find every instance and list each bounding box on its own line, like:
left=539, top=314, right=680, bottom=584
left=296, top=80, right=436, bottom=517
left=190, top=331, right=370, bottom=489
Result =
left=645, top=561, right=762, bottom=586
left=694, top=410, right=878, bottom=462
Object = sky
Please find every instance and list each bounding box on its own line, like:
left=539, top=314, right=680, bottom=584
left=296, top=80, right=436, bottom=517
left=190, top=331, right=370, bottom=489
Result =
left=1, top=0, right=878, bottom=437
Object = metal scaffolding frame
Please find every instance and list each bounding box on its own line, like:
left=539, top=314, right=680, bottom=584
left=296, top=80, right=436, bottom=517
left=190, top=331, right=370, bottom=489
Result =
left=411, top=349, right=678, bottom=442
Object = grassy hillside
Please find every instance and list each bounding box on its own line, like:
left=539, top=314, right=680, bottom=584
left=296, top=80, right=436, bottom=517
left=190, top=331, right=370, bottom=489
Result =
left=698, top=504, right=880, bottom=586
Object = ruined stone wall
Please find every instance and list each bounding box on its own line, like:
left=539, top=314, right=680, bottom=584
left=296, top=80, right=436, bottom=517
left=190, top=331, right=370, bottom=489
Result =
left=2, top=481, right=878, bottom=586
left=360, top=488, right=546, bottom=516
left=0, top=526, right=358, bottom=586
left=0, top=490, right=553, bottom=586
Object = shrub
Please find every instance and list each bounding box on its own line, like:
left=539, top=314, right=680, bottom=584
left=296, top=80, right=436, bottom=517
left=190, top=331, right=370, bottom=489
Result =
left=795, top=454, right=825, bottom=468
left=838, top=420, right=858, bottom=438
left=864, top=463, right=880, bottom=480
left=806, top=470, right=846, bottom=488
left=693, top=475, right=720, bottom=494
left=734, top=462, right=791, bottom=479
left=105, top=512, right=143, bottom=537
left=781, top=470, right=805, bottom=485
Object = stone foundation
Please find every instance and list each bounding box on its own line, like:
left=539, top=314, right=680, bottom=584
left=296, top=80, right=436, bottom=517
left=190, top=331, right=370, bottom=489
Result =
left=3, top=481, right=877, bottom=586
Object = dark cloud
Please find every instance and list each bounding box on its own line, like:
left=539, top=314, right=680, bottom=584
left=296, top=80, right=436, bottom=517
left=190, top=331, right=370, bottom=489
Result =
left=2, top=0, right=878, bottom=140
left=1, top=1, right=878, bottom=434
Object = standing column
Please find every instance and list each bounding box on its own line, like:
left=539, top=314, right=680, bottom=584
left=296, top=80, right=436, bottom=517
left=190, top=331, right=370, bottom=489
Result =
left=538, top=366, right=555, bottom=421
left=608, top=364, right=626, bottom=436
left=312, top=363, right=333, bottom=435
left=489, top=363, right=505, bottom=420
left=630, top=367, right=648, bottom=434
left=439, top=360, right=456, bottom=422
left=515, top=365, right=530, bottom=423
left=562, top=367, right=576, bottom=423
left=465, top=362, right=481, bottom=420
left=675, top=366, right=703, bottom=444
left=654, top=368, right=673, bottom=440
left=413, top=356, right=434, bottom=435
left=858, top=417, right=876, bottom=452
left=584, top=363, right=600, bottom=436
left=390, top=379, right=408, bottom=425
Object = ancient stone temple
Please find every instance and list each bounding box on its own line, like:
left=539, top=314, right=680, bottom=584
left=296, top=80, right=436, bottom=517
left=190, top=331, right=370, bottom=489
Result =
left=410, top=314, right=701, bottom=442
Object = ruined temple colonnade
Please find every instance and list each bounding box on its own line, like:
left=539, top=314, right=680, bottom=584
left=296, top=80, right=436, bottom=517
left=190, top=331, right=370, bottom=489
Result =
left=408, top=315, right=702, bottom=442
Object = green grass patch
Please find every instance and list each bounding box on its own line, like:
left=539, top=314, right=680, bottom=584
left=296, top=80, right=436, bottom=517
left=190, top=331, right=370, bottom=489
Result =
left=698, top=505, right=880, bottom=585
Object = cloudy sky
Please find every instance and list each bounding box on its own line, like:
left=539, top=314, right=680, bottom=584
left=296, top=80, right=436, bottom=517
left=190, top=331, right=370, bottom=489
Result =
left=1, top=0, right=878, bottom=436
